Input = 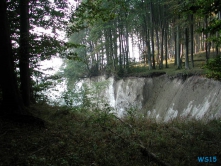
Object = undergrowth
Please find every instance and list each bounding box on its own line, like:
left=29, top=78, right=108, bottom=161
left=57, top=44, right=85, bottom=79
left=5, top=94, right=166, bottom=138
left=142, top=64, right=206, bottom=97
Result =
left=205, top=56, right=221, bottom=80
left=0, top=104, right=221, bottom=166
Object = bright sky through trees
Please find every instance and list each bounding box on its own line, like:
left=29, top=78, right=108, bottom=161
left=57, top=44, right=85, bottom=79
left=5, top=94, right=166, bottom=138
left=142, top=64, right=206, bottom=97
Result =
left=37, top=0, right=140, bottom=77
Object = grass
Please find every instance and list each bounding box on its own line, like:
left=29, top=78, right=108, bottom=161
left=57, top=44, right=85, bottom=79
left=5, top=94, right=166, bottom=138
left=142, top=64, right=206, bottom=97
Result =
left=127, top=50, right=220, bottom=78
left=0, top=104, right=221, bottom=166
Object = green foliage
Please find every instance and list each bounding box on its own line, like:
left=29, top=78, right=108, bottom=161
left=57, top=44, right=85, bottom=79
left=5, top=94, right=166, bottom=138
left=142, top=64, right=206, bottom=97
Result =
left=181, top=0, right=221, bottom=47
left=5, top=0, right=71, bottom=105
left=205, top=56, right=221, bottom=80
left=62, top=59, right=88, bottom=85
left=61, top=83, right=91, bottom=110
left=61, top=79, right=111, bottom=113
left=86, top=80, right=110, bottom=109
left=66, top=0, right=221, bottom=77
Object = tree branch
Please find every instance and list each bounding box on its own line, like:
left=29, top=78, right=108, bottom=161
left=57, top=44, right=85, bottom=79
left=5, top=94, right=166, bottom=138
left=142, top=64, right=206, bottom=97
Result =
left=101, top=117, right=171, bottom=166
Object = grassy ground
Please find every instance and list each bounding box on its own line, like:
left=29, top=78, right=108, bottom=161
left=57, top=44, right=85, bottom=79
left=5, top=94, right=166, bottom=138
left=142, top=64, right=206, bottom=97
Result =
left=127, top=50, right=220, bottom=77
left=0, top=104, right=221, bottom=166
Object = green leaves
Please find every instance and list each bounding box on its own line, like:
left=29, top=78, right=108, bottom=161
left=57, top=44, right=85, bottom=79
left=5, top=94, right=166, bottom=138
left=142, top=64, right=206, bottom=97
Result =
left=205, top=56, right=221, bottom=80
left=67, top=0, right=120, bottom=36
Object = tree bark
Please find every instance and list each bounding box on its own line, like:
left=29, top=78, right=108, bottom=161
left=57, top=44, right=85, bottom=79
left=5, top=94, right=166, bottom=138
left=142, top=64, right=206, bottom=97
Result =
left=142, top=8, right=152, bottom=69
left=165, top=27, right=168, bottom=68
left=176, top=21, right=181, bottom=69
left=185, top=27, right=190, bottom=69
left=150, top=1, right=155, bottom=69
left=0, top=0, right=25, bottom=115
left=190, top=14, right=194, bottom=68
left=156, top=28, right=160, bottom=66
left=160, top=27, right=164, bottom=69
left=19, top=0, right=31, bottom=106
left=204, top=16, right=209, bottom=64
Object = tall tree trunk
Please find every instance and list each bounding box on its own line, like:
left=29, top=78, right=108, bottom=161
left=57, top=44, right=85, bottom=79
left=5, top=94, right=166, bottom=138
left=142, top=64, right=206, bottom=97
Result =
left=176, top=22, right=181, bottom=69
left=185, top=27, right=190, bottom=69
left=190, top=14, right=194, bottom=68
left=125, top=24, right=129, bottom=69
left=19, top=0, right=31, bottom=106
left=165, top=28, right=168, bottom=68
left=156, top=28, right=160, bottom=66
left=150, top=1, right=155, bottom=69
left=104, top=29, right=110, bottom=68
left=101, top=38, right=104, bottom=70
left=118, top=25, right=123, bottom=72
left=174, top=31, right=177, bottom=66
left=216, top=11, right=221, bottom=55
left=113, top=21, right=118, bottom=71
left=0, top=0, right=25, bottom=114
left=173, top=19, right=177, bottom=66
left=147, top=29, right=152, bottom=69
left=204, top=16, right=209, bottom=64
left=109, top=27, right=114, bottom=70
left=160, top=27, right=164, bottom=69
left=143, top=11, right=152, bottom=69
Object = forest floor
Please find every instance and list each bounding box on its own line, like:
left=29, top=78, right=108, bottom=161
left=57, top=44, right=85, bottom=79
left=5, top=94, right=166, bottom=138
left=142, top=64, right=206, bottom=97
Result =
left=127, top=50, right=219, bottom=78
left=0, top=104, right=221, bottom=166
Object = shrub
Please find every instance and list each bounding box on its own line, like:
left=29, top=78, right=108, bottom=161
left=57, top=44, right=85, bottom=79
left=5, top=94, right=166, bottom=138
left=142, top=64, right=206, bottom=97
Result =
left=205, top=56, right=221, bottom=80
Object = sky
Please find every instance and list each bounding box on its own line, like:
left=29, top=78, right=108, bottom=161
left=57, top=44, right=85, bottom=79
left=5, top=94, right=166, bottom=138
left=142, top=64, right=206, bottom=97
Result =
left=34, top=0, right=76, bottom=75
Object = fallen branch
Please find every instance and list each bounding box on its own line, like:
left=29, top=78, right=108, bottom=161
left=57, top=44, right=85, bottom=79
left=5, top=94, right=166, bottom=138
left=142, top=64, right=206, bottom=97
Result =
left=0, top=129, right=18, bottom=137
left=110, top=116, right=171, bottom=166
left=138, top=140, right=171, bottom=166
left=114, top=116, right=133, bottom=129
left=0, top=131, right=8, bottom=137
left=30, top=147, right=46, bottom=155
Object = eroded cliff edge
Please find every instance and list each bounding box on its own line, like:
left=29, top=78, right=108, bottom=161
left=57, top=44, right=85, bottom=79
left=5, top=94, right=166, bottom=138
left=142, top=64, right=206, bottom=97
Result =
left=82, top=75, right=221, bottom=122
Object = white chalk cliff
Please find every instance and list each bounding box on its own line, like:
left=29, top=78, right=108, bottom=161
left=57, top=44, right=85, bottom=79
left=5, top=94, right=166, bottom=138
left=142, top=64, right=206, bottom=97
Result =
left=82, top=75, right=221, bottom=122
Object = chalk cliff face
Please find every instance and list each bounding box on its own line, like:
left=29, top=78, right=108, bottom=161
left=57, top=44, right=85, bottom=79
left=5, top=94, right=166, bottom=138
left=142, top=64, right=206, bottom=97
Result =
left=82, top=75, right=221, bottom=122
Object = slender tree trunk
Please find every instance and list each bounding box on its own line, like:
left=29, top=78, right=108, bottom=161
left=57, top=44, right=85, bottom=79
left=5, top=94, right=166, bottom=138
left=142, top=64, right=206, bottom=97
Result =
left=216, top=11, right=221, bottom=55
left=125, top=23, right=129, bottom=69
left=156, top=28, right=160, bottom=66
left=174, top=31, right=177, bottom=66
left=104, top=29, right=110, bottom=68
left=150, top=1, right=155, bottom=69
left=185, top=27, right=190, bottom=69
left=176, top=22, right=181, bottom=69
left=19, top=0, right=31, bottom=106
left=118, top=25, right=123, bottom=72
left=147, top=29, right=152, bottom=69
left=190, top=14, right=194, bottom=68
left=0, top=0, right=25, bottom=114
left=205, top=16, right=209, bottom=64
left=109, top=27, right=114, bottom=70
left=113, top=21, right=118, bottom=71
left=160, top=27, right=164, bottom=69
left=165, top=28, right=168, bottom=68
left=173, top=20, right=177, bottom=66
left=143, top=11, right=152, bottom=69
left=101, top=38, right=104, bottom=70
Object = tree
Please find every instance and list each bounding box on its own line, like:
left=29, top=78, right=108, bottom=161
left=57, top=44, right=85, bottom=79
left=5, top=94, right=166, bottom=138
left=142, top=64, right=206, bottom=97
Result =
left=150, top=0, right=156, bottom=69
left=176, top=17, right=181, bottom=69
left=0, top=0, right=69, bottom=117
left=0, top=0, right=25, bottom=114
left=65, top=0, right=220, bottom=79
left=190, top=14, right=194, bottom=68
left=19, top=0, right=30, bottom=107
left=185, top=27, right=190, bottom=69
left=7, top=0, right=69, bottom=103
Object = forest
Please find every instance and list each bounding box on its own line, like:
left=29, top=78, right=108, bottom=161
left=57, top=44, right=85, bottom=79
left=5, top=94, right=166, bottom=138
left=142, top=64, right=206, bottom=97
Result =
left=0, top=0, right=221, bottom=165
left=64, top=0, right=221, bottom=78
